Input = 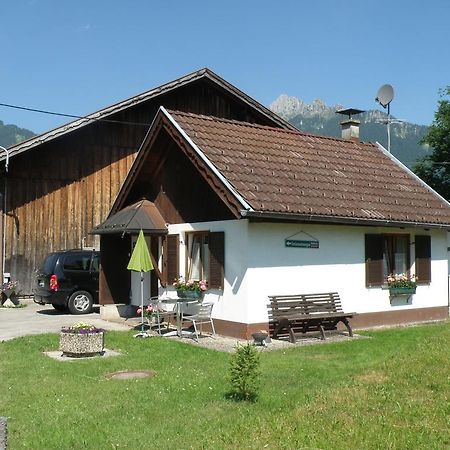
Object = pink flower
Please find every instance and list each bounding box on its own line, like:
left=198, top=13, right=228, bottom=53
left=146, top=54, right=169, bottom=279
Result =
left=137, top=307, right=142, bottom=315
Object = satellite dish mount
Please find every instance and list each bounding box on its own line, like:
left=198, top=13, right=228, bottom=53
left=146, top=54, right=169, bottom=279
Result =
left=375, top=84, right=395, bottom=152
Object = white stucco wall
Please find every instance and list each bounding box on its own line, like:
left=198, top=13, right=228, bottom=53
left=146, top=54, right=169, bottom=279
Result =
left=166, top=220, right=250, bottom=323
left=245, top=222, right=449, bottom=324
left=166, top=220, right=449, bottom=326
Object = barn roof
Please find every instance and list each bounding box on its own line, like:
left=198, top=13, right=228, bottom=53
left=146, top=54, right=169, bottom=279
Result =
left=3, top=68, right=295, bottom=160
left=116, top=107, right=450, bottom=229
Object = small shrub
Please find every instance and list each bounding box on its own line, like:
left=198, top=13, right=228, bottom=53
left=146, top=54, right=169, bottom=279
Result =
left=226, top=343, right=261, bottom=402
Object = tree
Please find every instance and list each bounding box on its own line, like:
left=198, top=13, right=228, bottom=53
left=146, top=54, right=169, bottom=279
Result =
left=226, top=343, right=261, bottom=401
left=414, top=87, right=450, bottom=200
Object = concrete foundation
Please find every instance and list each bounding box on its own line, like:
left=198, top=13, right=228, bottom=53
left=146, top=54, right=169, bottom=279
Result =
left=100, top=303, right=135, bottom=321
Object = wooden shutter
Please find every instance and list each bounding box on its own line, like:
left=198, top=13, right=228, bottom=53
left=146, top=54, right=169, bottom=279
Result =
left=365, top=234, right=383, bottom=287
left=163, top=234, right=179, bottom=285
left=208, top=232, right=224, bottom=289
left=415, top=235, right=431, bottom=284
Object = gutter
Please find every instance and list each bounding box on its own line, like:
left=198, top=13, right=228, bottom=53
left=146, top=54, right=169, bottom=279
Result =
left=241, top=210, right=450, bottom=230
left=161, top=106, right=254, bottom=213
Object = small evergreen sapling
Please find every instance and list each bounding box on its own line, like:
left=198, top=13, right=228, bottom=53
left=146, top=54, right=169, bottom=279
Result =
left=226, top=343, right=261, bottom=401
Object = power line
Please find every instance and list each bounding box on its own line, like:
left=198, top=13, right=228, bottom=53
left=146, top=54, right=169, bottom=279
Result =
left=2, top=101, right=449, bottom=167
left=0, top=102, right=152, bottom=127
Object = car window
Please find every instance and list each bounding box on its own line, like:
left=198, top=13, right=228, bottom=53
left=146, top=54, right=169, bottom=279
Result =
left=63, top=254, right=92, bottom=271
left=91, top=255, right=100, bottom=272
left=40, top=254, right=59, bottom=275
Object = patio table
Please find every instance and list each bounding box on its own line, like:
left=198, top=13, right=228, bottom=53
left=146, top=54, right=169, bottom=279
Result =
left=160, top=297, right=199, bottom=337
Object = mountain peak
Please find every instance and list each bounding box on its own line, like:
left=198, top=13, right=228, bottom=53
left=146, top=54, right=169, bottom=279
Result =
left=270, top=94, right=343, bottom=120
left=269, top=94, right=429, bottom=168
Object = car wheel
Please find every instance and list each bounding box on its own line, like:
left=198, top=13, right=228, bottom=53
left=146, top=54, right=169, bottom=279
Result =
left=68, top=291, right=93, bottom=315
left=51, top=303, right=67, bottom=312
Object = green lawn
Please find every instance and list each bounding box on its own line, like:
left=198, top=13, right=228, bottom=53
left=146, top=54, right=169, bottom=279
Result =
left=1, top=323, right=449, bottom=449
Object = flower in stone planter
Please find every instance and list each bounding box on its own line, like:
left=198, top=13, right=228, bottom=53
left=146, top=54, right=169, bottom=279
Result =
left=61, top=322, right=104, bottom=334
left=1, top=280, right=18, bottom=293
left=136, top=304, right=160, bottom=318
left=386, top=274, right=417, bottom=289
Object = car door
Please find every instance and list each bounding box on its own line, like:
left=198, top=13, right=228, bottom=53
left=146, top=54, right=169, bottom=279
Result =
left=61, top=252, right=94, bottom=294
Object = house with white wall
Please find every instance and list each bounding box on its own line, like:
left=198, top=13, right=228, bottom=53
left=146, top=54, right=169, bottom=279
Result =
left=94, top=106, right=450, bottom=339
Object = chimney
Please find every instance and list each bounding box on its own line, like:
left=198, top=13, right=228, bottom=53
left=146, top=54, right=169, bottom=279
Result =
left=336, top=108, right=364, bottom=142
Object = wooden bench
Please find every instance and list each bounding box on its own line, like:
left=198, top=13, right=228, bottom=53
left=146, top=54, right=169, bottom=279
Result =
left=267, top=292, right=356, bottom=343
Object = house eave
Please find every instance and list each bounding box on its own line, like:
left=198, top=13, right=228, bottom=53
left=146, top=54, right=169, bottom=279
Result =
left=241, top=210, right=450, bottom=230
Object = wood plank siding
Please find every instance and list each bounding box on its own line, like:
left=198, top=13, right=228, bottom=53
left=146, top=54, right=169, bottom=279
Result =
left=7, top=126, right=136, bottom=293
left=6, top=76, right=288, bottom=293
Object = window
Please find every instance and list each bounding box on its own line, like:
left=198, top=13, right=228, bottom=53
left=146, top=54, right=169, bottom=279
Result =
left=365, top=234, right=431, bottom=287
left=186, top=232, right=209, bottom=281
left=63, top=253, right=91, bottom=271
left=382, top=234, right=409, bottom=278
left=91, top=255, right=100, bottom=272
left=163, top=232, right=224, bottom=289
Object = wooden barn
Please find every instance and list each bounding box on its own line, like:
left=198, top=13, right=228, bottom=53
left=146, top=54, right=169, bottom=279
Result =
left=1, top=68, right=293, bottom=293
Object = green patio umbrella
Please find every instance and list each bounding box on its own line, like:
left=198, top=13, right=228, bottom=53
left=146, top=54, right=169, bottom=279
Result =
left=127, top=229, right=154, bottom=337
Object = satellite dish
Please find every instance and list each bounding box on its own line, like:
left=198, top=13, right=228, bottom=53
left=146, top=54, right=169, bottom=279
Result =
left=376, top=84, right=394, bottom=108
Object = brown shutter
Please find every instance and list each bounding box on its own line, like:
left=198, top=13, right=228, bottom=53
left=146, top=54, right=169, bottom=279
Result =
left=415, top=235, right=431, bottom=284
left=208, top=232, right=224, bottom=289
left=163, top=234, right=179, bottom=286
left=365, top=234, right=383, bottom=287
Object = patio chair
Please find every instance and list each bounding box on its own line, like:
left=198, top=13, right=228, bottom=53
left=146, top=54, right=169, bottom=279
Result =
left=181, top=302, right=216, bottom=342
left=148, top=296, right=177, bottom=335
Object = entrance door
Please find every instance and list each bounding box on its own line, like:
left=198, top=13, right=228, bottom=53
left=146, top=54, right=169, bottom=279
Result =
left=130, top=234, right=151, bottom=306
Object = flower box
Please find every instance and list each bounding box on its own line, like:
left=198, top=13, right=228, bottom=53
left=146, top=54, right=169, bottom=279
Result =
left=60, top=332, right=104, bottom=357
left=389, top=287, right=416, bottom=296
left=176, top=289, right=204, bottom=300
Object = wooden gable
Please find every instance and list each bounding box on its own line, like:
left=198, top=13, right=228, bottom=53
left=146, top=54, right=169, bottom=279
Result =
left=5, top=69, right=291, bottom=293
left=114, top=112, right=241, bottom=224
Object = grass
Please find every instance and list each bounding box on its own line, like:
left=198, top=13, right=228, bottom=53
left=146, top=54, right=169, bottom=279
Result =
left=1, top=323, right=449, bottom=449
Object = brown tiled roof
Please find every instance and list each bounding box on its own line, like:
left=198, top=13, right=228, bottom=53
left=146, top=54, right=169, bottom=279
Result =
left=170, top=110, right=450, bottom=227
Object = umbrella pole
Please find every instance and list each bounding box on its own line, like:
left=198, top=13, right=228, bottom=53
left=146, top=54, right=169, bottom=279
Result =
left=141, top=271, right=145, bottom=334
left=134, top=271, right=149, bottom=338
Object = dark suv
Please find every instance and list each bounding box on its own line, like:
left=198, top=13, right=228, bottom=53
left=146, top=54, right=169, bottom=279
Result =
left=33, top=249, right=100, bottom=314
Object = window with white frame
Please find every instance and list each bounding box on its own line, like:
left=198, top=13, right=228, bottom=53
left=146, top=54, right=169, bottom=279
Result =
left=382, top=234, right=409, bottom=278
left=186, top=232, right=210, bottom=281
left=163, top=231, right=224, bottom=289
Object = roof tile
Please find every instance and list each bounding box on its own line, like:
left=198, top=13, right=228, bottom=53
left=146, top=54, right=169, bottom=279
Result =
left=170, top=110, right=450, bottom=226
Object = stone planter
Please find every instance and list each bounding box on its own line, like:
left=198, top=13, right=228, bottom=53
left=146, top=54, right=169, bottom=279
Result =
left=0, top=289, right=19, bottom=307
left=60, top=332, right=104, bottom=357
left=389, top=287, right=416, bottom=296
left=176, top=290, right=204, bottom=300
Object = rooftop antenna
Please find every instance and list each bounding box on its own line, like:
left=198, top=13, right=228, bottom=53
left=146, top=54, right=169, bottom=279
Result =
left=375, top=84, right=394, bottom=152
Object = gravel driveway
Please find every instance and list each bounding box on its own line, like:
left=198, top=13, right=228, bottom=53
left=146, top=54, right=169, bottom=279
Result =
left=1, top=299, right=360, bottom=352
left=0, top=298, right=129, bottom=341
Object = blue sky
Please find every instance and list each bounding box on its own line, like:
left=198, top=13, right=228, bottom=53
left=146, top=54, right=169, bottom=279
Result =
left=1, top=0, right=449, bottom=134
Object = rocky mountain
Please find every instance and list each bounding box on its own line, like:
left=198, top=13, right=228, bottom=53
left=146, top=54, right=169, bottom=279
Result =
left=0, top=97, right=430, bottom=169
left=270, top=95, right=430, bottom=168
left=0, top=120, right=35, bottom=148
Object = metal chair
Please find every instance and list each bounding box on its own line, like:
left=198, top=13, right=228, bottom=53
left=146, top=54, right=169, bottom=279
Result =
left=148, top=296, right=177, bottom=335
left=181, top=302, right=216, bottom=342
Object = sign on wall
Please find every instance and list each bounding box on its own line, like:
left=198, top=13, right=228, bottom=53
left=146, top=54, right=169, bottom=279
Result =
left=284, top=231, right=319, bottom=249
